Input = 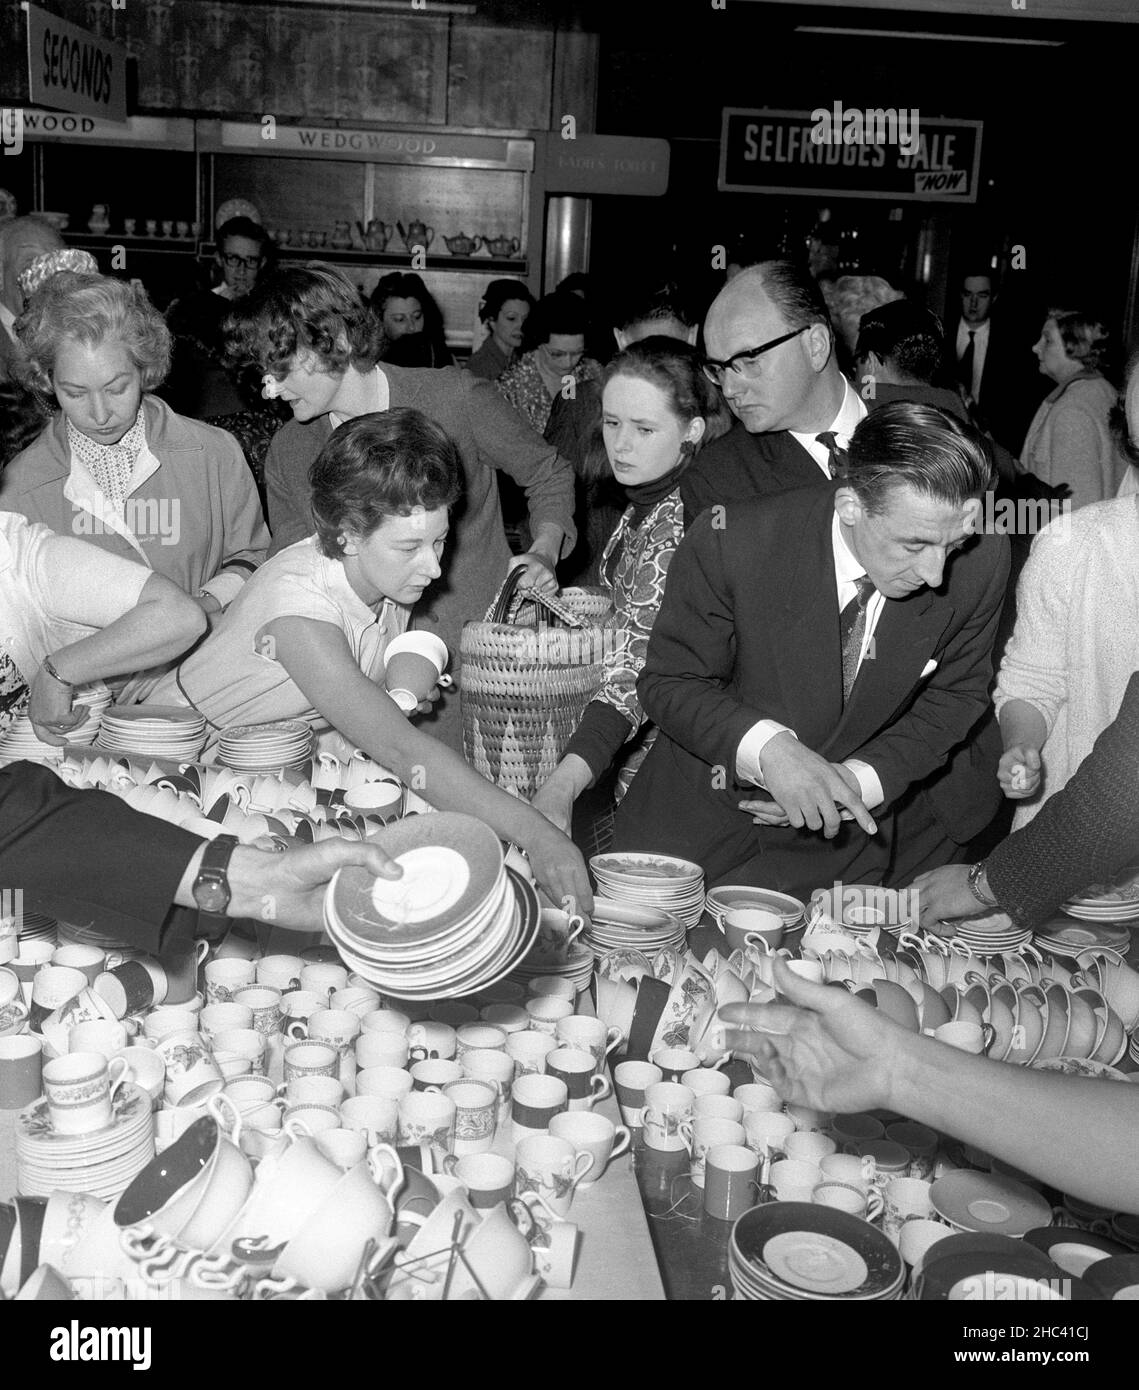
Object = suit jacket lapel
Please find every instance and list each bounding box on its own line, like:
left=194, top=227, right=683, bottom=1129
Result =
left=769, top=495, right=844, bottom=738
left=831, top=590, right=952, bottom=752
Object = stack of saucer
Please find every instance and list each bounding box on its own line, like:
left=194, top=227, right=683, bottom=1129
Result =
left=17, top=911, right=57, bottom=945
left=97, top=705, right=206, bottom=760
left=705, top=886, right=806, bottom=934
left=1061, top=871, right=1139, bottom=924
left=1034, top=918, right=1131, bottom=959
left=510, top=941, right=596, bottom=994
left=15, top=1083, right=155, bottom=1201
left=729, top=1203, right=904, bottom=1301
left=324, top=813, right=540, bottom=999
left=0, top=716, right=65, bottom=761
left=56, top=917, right=134, bottom=952
left=218, top=720, right=313, bottom=772
left=581, top=897, right=687, bottom=960
left=589, top=853, right=705, bottom=929
left=948, top=913, right=1033, bottom=956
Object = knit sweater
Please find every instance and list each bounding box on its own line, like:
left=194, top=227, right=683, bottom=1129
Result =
left=1018, top=372, right=1127, bottom=512
left=994, top=494, right=1139, bottom=828
left=986, top=670, right=1139, bottom=931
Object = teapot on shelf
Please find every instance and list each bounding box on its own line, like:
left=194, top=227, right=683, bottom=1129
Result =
left=397, top=218, right=434, bottom=251
left=331, top=220, right=353, bottom=249
left=87, top=203, right=110, bottom=235
left=442, top=232, right=482, bottom=257
left=484, top=234, right=521, bottom=258
left=355, top=219, right=393, bottom=252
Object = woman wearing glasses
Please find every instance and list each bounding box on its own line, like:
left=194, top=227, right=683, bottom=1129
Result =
left=0, top=270, right=268, bottom=696
left=496, top=290, right=602, bottom=435
left=531, top=338, right=728, bottom=837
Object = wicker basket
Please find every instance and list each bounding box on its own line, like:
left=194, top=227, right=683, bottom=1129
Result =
left=461, top=568, right=613, bottom=801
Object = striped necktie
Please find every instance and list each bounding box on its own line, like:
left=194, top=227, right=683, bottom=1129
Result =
left=815, top=431, right=847, bottom=479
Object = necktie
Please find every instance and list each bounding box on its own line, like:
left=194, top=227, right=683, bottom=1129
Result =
left=958, top=330, right=976, bottom=395
left=815, top=431, right=846, bottom=479
left=839, top=575, right=875, bottom=703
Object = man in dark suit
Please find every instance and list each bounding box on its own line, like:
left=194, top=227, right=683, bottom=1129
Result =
left=227, top=266, right=577, bottom=750
left=949, top=269, right=1046, bottom=456
left=680, top=261, right=866, bottom=525
left=612, top=402, right=1010, bottom=897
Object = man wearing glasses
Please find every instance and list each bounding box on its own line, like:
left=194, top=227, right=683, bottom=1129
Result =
left=681, top=261, right=864, bottom=526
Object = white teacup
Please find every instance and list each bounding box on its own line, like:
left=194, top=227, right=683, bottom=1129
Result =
left=43, top=1052, right=129, bottom=1135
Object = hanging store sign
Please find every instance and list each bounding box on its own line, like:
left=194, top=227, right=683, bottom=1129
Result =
left=199, top=122, right=533, bottom=171
left=540, top=133, right=670, bottom=197
left=718, top=108, right=983, bottom=203
left=26, top=4, right=127, bottom=123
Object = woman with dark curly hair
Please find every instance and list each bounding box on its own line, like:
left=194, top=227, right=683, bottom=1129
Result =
left=371, top=271, right=451, bottom=368
left=466, top=279, right=534, bottom=382
left=142, top=409, right=592, bottom=914
left=496, top=291, right=601, bottom=435
left=1018, top=307, right=1127, bottom=510
left=0, top=272, right=268, bottom=696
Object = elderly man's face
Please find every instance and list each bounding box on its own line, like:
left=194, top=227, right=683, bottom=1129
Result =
left=1, top=224, right=64, bottom=315
left=704, top=284, right=827, bottom=434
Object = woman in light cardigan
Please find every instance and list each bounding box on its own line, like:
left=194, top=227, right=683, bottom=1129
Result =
left=1017, top=307, right=1127, bottom=510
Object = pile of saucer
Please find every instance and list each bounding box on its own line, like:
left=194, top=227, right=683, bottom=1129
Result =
left=96, top=705, right=206, bottom=760
left=729, top=1203, right=904, bottom=1301
left=17, top=911, right=57, bottom=945
left=947, top=912, right=1032, bottom=956
left=1061, top=870, right=1139, bottom=924
left=0, top=715, right=65, bottom=761
left=1034, top=918, right=1131, bottom=959
left=15, top=1083, right=155, bottom=1201
left=580, top=897, right=687, bottom=961
left=929, top=1170, right=1052, bottom=1238
left=508, top=947, right=594, bottom=995
left=706, top=886, right=806, bottom=934
left=589, top=853, right=705, bottom=929
left=324, top=812, right=540, bottom=999
left=911, top=1231, right=1100, bottom=1301
left=217, top=720, right=313, bottom=772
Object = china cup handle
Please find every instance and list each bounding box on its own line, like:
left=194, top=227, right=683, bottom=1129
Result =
left=194, top=939, right=211, bottom=966
left=505, top=1196, right=538, bottom=1241
left=678, top=1120, right=695, bottom=1153
left=369, top=1142, right=405, bottom=1202
left=604, top=1028, right=624, bottom=1054
left=569, top=1151, right=593, bottom=1189
left=981, top=1022, right=996, bottom=1053
left=609, top=1126, right=632, bottom=1163
left=107, top=1054, right=131, bottom=1101
left=286, top=1020, right=308, bottom=1042
left=208, top=1090, right=242, bottom=1146
left=865, top=1188, right=885, bottom=1222
left=564, top=916, right=585, bottom=946
left=589, top=1075, right=612, bottom=1104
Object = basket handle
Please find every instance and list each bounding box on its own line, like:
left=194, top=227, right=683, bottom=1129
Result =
left=484, top=564, right=589, bottom=629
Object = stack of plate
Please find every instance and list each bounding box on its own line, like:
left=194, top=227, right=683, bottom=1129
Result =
left=589, top=853, right=705, bottom=929
left=929, top=1171, right=1053, bottom=1237
left=218, top=720, right=313, bottom=772
left=57, top=917, right=134, bottom=953
left=15, top=1083, right=154, bottom=1201
left=729, top=1203, right=904, bottom=1301
left=0, top=715, right=65, bottom=761
left=1061, top=873, right=1139, bottom=923
left=912, top=1231, right=1099, bottom=1301
left=323, top=813, right=540, bottom=1000
left=96, top=705, right=206, bottom=760
left=17, top=911, right=57, bottom=944
left=1034, top=918, right=1132, bottom=959
left=704, top=885, right=806, bottom=934
left=580, top=897, right=687, bottom=960
left=948, top=915, right=1033, bottom=956
left=510, top=942, right=595, bottom=994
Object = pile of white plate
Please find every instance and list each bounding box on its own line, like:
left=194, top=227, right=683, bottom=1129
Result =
left=96, top=705, right=206, bottom=760
left=323, top=813, right=540, bottom=1000
left=16, top=1083, right=155, bottom=1201
left=706, top=885, right=806, bottom=934
left=0, top=689, right=110, bottom=762
left=1061, top=871, right=1139, bottom=924
left=589, top=853, right=705, bottom=929
left=218, top=720, right=313, bottom=772
left=1034, top=918, right=1131, bottom=959
left=17, top=911, right=57, bottom=945
left=729, top=1202, right=904, bottom=1301
left=508, top=944, right=595, bottom=994
left=948, top=914, right=1033, bottom=956
left=581, top=897, right=687, bottom=960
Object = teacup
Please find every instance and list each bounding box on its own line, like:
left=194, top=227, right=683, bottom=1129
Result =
left=514, top=1134, right=591, bottom=1218
left=641, top=1081, right=695, bottom=1152
left=397, top=1090, right=456, bottom=1154
left=505, top=1030, right=556, bottom=1078
left=510, top=1072, right=568, bottom=1143
left=44, top=1052, right=130, bottom=1135
left=545, top=1046, right=611, bottom=1112
left=813, top=1179, right=885, bottom=1221
left=613, top=1060, right=662, bottom=1129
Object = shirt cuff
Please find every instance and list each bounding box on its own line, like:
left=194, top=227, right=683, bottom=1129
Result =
left=200, top=571, right=244, bottom=609
left=843, top=758, right=884, bottom=810
left=735, top=721, right=796, bottom=786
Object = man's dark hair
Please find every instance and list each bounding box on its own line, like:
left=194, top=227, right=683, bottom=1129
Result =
left=223, top=263, right=384, bottom=377
left=309, top=408, right=463, bottom=558
left=217, top=217, right=272, bottom=257
left=843, top=400, right=994, bottom=514
left=750, top=259, right=832, bottom=335
left=855, top=301, right=946, bottom=384
left=524, top=291, right=590, bottom=349
left=614, top=280, right=698, bottom=333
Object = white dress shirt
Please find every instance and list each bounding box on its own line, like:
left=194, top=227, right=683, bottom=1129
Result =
left=955, top=318, right=990, bottom=402
left=789, top=378, right=867, bottom=476
left=734, top=511, right=886, bottom=809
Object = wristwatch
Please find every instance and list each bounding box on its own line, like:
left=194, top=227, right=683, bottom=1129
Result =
left=967, top=860, right=998, bottom=909
left=192, top=834, right=239, bottom=916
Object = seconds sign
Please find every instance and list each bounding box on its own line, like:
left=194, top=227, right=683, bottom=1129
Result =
left=26, top=4, right=127, bottom=124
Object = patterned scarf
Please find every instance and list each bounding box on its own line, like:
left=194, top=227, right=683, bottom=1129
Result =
left=67, top=415, right=146, bottom=509
left=0, top=648, right=28, bottom=738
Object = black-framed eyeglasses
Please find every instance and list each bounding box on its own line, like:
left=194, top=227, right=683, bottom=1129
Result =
left=701, top=327, right=809, bottom=385
left=221, top=252, right=263, bottom=270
